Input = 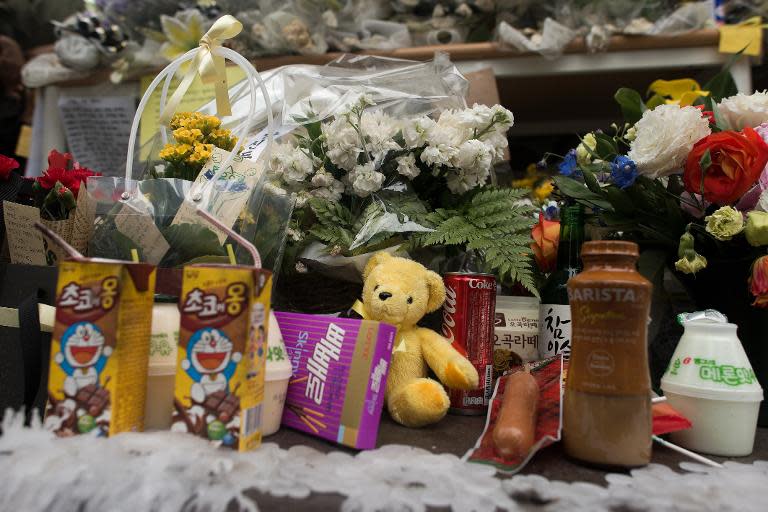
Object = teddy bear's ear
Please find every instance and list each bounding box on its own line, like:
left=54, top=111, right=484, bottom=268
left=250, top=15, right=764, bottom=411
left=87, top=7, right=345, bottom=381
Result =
left=363, top=251, right=392, bottom=281
left=425, top=270, right=446, bottom=313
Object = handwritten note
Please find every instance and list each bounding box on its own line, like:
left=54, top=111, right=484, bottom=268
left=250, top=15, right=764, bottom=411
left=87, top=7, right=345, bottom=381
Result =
left=171, top=148, right=264, bottom=243
left=58, top=96, right=134, bottom=177
left=139, top=67, right=247, bottom=159
left=3, top=201, right=46, bottom=265
left=114, top=204, right=170, bottom=264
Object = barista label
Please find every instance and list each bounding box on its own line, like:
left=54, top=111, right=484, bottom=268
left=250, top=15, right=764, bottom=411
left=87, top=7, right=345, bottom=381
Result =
left=567, top=284, right=650, bottom=395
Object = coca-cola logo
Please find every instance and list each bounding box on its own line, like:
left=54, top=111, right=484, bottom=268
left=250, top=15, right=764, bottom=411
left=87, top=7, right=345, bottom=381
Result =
left=441, top=285, right=457, bottom=343
left=468, top=279, right=494, bottom=290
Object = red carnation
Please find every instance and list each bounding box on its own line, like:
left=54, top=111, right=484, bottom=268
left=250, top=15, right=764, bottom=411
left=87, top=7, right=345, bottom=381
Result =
left=0, top=154, right=19, bottom=181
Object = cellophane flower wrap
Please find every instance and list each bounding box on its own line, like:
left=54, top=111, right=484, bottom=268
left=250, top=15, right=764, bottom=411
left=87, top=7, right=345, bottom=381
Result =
left=547, top=71, right=768, bottom=308
left=253, top=55, right=537, bottom=310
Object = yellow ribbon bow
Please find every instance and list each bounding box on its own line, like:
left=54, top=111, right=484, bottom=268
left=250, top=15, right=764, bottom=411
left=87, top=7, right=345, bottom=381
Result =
left=351, top=299, right=406, bottom=353
left=159, top=15, right=243, bottom=126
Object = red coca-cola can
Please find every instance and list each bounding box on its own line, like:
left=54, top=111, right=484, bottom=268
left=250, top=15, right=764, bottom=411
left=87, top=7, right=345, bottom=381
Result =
left=441, top=272, right=497, bottom=415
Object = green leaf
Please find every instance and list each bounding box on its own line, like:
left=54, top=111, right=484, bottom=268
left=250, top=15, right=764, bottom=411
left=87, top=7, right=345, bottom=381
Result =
left=593, top=132, right=618, bottom=159
left=552, top=176, right=614, bottom=211
left=703, top=95, right=731, bottom=132
left=614, top=87, right=646, bottom=124
left=702, top=51, right=742, bottom=102
left=161, top=223, right=227, bottom=266
left=645, top=94, right=666, bottom=110
left=582, top=169, right=602, bottom=194
left=700, top=149, right=712, bottom=173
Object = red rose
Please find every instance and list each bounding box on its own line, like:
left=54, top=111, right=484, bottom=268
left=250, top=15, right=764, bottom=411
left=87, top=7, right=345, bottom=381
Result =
left=0, top=154, right=19, bottom=181
left=684, top=127, right=768, bottom=205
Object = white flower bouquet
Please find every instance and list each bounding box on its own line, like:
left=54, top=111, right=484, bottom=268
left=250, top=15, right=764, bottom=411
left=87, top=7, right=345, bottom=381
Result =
left=269, top=94, right=537, bottom=309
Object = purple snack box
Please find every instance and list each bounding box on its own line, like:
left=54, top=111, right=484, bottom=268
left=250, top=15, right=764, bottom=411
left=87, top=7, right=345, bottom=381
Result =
left=274, top=312, right=396, bottom=449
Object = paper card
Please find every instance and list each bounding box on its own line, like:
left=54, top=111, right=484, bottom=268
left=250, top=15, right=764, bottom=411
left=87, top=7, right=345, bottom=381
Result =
left=139, top=67, right=247, bottom=160
left=14, top=124, right=32, bottom=158
left=70, top=187, right=94, bottom=255
left=719, top=25, right=763, bottom=57
left=58, top=96, right=135, bottom=177
left=40, top=217, right=74, bottom=266
left=240, top=124, right=296, bottom=161
left=3, top=201, right=46, bottom=265
left=114, top=203, right=170, bottom=264
left=170, top=148, right=265, bottom=243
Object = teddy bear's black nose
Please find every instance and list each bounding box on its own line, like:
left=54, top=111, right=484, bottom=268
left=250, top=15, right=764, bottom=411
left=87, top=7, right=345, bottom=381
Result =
left=378, top=291, right=392, bottom=301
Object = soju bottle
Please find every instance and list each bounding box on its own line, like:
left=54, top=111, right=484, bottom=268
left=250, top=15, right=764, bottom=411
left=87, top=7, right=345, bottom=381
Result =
left=538, top=204, right=585, bottom=361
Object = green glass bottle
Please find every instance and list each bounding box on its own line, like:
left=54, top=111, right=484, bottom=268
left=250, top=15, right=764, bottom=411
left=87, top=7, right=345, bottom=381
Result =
left=538, top=204, right=585, bottom=361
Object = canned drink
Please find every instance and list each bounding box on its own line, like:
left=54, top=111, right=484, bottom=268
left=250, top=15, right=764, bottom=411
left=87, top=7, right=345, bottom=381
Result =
left=442, top=272, right=497, bottom=415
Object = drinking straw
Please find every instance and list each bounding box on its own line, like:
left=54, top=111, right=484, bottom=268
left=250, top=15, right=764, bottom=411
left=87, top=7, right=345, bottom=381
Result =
left=195, top=208, right=262, bottom=268
left=652, top=435, right=723, bottom=468
left=33, top=222, right=86, bottom=261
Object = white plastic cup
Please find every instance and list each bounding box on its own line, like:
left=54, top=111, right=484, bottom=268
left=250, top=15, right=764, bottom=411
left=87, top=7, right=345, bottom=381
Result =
left=263, top=310, right=292, bottom=436
left=144, top=302, right=180, bottom=430
left=661, top=320, right=763, bottom=456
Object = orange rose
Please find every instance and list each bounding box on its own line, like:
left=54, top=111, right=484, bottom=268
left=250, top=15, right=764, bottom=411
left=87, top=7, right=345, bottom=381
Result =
left=684, top=127, right=768, bottom=205
left=750, top=255, right=768, bottom=308
left=531, top=213, right=560, bottom=273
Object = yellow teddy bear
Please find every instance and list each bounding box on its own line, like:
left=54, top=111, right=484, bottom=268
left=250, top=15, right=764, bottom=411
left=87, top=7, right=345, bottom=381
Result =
left=360, top=252, right=480, bottom=427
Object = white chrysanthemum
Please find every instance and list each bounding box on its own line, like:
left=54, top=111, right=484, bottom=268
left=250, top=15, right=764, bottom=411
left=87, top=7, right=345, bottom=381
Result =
left=323, top=118, right=362, bottom=171
left=395, top=153, right=420, bottom=179
left=455, top=139, right=493, bottom=173
left=455, top=104, right=495, bottom=130
left=719, top=91, right=768, bottom=130
left=403, top=116, right=436, bottom=148
left=349, top=162, right=385, bottom=197
left=627, top=104, right=711, bottom=178
left=267, top=143, right=294, bottom=176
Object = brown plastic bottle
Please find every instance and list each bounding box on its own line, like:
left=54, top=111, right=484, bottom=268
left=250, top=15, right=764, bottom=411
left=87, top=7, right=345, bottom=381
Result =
left=562, top=241, right=652, bottom=468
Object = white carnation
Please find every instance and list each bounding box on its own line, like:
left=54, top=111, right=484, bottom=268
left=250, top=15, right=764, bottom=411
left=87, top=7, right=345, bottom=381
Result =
left=310, top=168, right=334, bottom=188
left=267, top=143, right=294, bottom=176
left=395, top=153, right=420, bottom=179
left=421, top=144, right=459, bottom=168
left=446, top=165, right=489, bottom=194
left=627, top=104, right=711, bottom=178
left=361, top=110, right=402, bottom=162
left=349, top=162, right=385, bottom=197
left=403, top=116, right=436, bottom=148
left=482, top=131, right=508, bottom=163
left=281, top=148, right=314, bottom=183
left=455, top=139, right=493, bottom=173
left=311, top=179, right=344, bottom=202
left=719, top=91, right=768, bottom=130
left=323, top=118, right=362, bottom=171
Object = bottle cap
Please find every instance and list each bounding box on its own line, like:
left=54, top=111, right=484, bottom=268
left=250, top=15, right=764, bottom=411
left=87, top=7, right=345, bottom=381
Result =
left=581, top=240, right=639, bottom=257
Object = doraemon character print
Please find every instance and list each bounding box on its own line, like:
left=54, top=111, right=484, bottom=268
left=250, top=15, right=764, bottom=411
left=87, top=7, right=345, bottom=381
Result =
left=54, top=322, right=111, bottom=397
left=181, top=327, right=242, bottom=403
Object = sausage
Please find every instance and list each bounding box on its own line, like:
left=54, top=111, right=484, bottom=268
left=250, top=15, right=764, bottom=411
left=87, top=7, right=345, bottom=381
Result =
left=492, top=369, right=539, bottom=459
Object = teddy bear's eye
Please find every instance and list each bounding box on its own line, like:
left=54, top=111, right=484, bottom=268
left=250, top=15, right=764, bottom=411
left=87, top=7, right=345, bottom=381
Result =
left=407, top=296, right=413, bottom=304
left=374, top=285, right=379, bottom=291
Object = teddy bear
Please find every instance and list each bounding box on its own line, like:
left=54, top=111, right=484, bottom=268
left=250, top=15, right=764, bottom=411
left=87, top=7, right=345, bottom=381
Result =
left=359, top=251, right=479, bottom=428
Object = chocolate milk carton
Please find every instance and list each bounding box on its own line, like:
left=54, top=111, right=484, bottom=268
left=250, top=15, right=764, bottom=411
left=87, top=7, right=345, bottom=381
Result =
left=172, top=265, right=272, bottom=451
left=45, top=259, right=157, bottom=436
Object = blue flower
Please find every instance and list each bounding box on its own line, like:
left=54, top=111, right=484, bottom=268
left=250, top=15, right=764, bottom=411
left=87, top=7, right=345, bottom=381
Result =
left=610, top=155, right=638, bottom=189
left=558, top=149, right=580, bottom=177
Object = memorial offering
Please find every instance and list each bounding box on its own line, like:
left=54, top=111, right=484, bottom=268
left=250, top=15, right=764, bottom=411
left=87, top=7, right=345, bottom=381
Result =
left=172, top=210, right=272, bottom=452
left=662, top=313, right=764, bottom=456
left=563, top=241, right=653, bottom=468
left=41, top=225, right=157, bottom=437
left=275, top=311, right=396, bottom=449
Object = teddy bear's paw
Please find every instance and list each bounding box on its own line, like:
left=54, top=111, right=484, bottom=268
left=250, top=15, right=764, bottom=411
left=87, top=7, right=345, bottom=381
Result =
left=388, top=378, right=449, bottom=428
left=442, top=359, right=480, bottom=390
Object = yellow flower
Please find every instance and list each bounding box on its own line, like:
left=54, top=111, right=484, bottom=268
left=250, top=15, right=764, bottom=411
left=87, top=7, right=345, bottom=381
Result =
left=705, top=206, right=744, bottom=241
left=188, top=142, right=214, bottom=165
left=160, top=10, right=206, bottom=62
left=173, top=128, right=204, bottom=145
left=746, top=211, right=768, bottom=247
left=675, top=253, right=708, bottom=274
left=648, top=78, right=710, bottom=107
left=159, top=143, right=193, bottom=163
left=533, top=180, right=554, bottom=202
left=206, top=128, right=236, bottom=150
left=576, top=133, right=596, bottom=166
